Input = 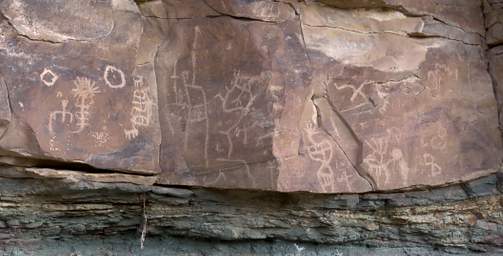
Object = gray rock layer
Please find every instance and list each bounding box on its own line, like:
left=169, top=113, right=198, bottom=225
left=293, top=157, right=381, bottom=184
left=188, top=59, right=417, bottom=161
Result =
left=0, top=168, right=502, bottom=255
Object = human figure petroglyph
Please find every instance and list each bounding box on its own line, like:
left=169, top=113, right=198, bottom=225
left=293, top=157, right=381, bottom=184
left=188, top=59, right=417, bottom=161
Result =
left=167, top=26, right=210, bottom=168
left=426, top=63, right=458, bottom=97
left=423, top=153, right=442, bottom=177
left=71, top=77, right=100, bottom=133
left=125, top=76, right=154, bottom=140
left=40, top=68, right=59, bottom=87
left=48, top=99, right=73, bottom=134
left=104, top=65, right=126, bottom=89
left=363, top=129, right=410, bottom=186
left=304, top=122, right=336, bottom=193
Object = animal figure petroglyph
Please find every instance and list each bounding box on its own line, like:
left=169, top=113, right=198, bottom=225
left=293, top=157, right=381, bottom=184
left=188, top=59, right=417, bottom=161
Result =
left=423, top=153, right=442, bottom=177
left=71, top=77, right=100, bottom=133
left=124, top=76, right=154, bottom=140
left=324, top=75, right=395, bottom=115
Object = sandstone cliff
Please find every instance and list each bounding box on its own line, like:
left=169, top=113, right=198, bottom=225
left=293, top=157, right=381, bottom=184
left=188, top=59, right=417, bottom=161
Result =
left=0, top=0, right=502, bottom=255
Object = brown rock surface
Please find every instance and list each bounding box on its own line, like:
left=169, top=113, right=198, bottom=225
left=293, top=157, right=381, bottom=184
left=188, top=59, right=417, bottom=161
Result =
left=485, top=0, right=503, bottom=46
left=0, top=0, right=501, bottom=193
left=0, top=0, right=161, bottom=174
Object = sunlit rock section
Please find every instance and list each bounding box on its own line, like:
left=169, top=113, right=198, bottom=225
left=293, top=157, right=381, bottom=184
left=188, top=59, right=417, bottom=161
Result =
left=0, top=0, right=161, bottom=174
left=298, top=2, right=501, bottom=191
left=0, top=0, right=500, bottom=193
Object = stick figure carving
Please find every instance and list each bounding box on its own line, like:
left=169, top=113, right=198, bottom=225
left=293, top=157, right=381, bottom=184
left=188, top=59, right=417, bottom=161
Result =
left=48, top=99, right=73, bottom=134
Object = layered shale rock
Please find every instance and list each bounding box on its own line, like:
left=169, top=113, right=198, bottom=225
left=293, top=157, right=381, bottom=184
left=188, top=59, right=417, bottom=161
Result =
left=0, top=167, right=502, bottom=255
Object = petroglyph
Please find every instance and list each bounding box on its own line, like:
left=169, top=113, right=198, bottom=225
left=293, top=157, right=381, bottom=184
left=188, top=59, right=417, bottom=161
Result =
left=304, top=122, right=336, bottom=193
left=40, top=68, right=59, bottom=87
left=215, top=70, right=260, bottom=113
left=324, top=76, right=382, bottom=114
left=216, top=158, right=257, bottom=188
left=49, top=135, right=59, bottom=152
left=172, top=26, right=211, bottom=167
left=104, top=65, right=126, bottom=89
left=423, top=153, right=442, bottom=177
left=124, top=76, right=154, bottom=140
left=92, top=128, right=111, bottom=148
left=363, top=129, right=410, bottom=186
left=202, top=169, right=226, bottom=186
left=426, top=63, right=458, bottom=97
left=215, top=70, right=267, bottom=158
left=421, top=124, right=448, bottom=150
left=48, top=99, right=74, bottom=134
left=71, top=77, right=101, bottom=133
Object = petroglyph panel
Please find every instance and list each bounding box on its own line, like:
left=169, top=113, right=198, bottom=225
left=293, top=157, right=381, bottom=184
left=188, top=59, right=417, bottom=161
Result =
left=0, top=0, right=160, bottom=174
left=302, top=4, right=502, bottom=190
left=156, top=17, right=311, bottom=190
left=0, top=0, right=501, bottom=193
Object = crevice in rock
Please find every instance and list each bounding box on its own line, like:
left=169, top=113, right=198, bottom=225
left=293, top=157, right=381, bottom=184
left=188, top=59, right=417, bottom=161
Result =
left=319, top=0, right=484, bottom=38
left=483, top=0, right=503, bottom=141
left=200, top=0, right=283, bottom=24
left=309, top=94, right=377, bottom=191
left=302, top=22, right=481, bottom=46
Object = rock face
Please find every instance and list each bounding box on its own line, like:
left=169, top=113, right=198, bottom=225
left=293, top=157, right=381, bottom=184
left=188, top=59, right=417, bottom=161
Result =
left=0, top=0, right=500, bottom=193
left=0, top=0, right=161, bottom=174
left=0, top=0, right=502, bottom=255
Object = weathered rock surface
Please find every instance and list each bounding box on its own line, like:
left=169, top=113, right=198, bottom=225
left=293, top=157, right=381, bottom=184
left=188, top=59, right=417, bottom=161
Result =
left=485, top=0, right=503, bottom=46
left=0, top=0, right=502, bottom=254
left=486, top=0, right=503, bottom=139
left=0, top=0, right=501, bottom=193
left=0, top=0, right=161, bottom=175
left=0, top=0, right=500, bottom=193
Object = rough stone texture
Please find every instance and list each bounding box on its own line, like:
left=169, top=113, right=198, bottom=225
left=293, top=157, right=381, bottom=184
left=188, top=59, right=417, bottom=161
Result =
left=485, top=0, right=503, bottom=46
left=0, top=0, right=500, bottom=193
left=486, top=0, right=503, bottom=139
left=0, top=0, right=161, bottom=174
left=0, top=167, right=502, bottom=255
left=0, top=0, right=503, bottom=254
